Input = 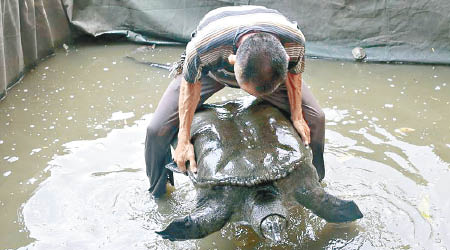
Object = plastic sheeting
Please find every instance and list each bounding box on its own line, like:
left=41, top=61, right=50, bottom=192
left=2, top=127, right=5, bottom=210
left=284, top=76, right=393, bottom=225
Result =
left=0, top=0, right=71, bottom=100
left=64, top=0, right=450, bottom=65
left=61, top=0, right=231, bottom=45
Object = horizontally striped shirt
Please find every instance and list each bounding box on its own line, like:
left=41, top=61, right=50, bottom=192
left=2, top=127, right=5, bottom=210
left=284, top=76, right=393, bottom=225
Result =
left=182, top=5, right=306, bottom=86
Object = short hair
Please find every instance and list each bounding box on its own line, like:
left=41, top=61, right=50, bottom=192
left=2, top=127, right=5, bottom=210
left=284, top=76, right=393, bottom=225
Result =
left=235, top=33, right=289, bottom=95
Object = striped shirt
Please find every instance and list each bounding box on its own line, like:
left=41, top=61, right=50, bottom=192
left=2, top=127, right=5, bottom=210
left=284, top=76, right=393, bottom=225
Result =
left=181, top=5, right=306, bottom=86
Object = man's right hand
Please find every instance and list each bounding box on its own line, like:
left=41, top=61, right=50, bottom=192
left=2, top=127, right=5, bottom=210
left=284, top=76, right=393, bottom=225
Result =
left=176, top=78, right=201, bottom=174
left=174, top=140, right=198, bottom=174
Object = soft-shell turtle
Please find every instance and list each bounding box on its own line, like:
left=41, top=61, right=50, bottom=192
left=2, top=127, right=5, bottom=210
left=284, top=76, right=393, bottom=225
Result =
left=157, top=98, right=363, bottom=242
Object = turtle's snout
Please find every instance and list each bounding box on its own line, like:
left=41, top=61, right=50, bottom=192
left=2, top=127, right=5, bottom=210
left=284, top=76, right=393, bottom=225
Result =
left=246, top=185, right=288, bottom=242
left=260, top=214, right=287, bottom=243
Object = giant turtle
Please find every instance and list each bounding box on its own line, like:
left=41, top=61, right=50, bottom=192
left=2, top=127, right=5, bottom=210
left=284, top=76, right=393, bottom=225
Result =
left=157, top=97, right=363, bottom=242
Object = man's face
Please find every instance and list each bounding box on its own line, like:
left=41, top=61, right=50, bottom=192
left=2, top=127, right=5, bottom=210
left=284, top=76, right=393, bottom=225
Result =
left=235, top=63, right=282, bottom=97
left=239, top=80, right=283, bottom=97
left=235, top=63, right=260, bottom=97
left=240, top=81, right=263, bottom=97
left=233, top=55, right=284, bottom=97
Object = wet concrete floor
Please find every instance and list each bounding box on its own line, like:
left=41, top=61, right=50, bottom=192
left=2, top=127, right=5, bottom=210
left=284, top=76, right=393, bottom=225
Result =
left=0, top=39, right=449, bottom=249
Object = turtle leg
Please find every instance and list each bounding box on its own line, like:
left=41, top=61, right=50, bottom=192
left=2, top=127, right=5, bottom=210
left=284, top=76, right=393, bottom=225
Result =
left=294, top=186, right=363, bottom=223
left=156, top=189, right=233, bottom=241
left=288, top=161, right=363, bottom=223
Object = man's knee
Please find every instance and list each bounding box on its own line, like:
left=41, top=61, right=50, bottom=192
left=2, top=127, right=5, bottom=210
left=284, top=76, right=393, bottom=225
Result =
left=146, top=122, right=160, bottom=139
left=146, top=120, right=177, bottom=145
left=146, top=122, right=168, bottom=146
left=316, top=109, right=325, bottom=129
left=309, top=108, right=325, bottom=134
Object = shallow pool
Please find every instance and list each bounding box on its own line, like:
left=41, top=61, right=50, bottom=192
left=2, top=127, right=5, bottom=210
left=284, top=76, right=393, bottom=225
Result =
left=0, top=39, right=449, bottom=249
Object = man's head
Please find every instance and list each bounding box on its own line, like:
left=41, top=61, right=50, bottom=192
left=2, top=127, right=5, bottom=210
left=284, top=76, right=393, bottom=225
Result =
left=232, top=32, right=289, bottom=97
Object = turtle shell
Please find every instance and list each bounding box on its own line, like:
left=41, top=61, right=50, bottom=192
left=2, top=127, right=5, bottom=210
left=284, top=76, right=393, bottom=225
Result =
left=189, top=97, right=310, bottom=187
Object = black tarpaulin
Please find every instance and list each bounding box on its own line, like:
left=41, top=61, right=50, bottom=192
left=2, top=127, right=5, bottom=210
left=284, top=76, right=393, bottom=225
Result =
left=63, top=0, right=450, bottom=64
left=0, top=0, right=70, bottom=100
left=2, top=0, right=450, bottom=99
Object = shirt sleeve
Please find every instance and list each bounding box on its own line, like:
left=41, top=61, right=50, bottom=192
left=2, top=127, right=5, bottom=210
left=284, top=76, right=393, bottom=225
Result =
left=182, top=40, right=203, bottom=84
left=285, top=24, right=306, bottom=74
left=288, top=46, right=305, bottom=74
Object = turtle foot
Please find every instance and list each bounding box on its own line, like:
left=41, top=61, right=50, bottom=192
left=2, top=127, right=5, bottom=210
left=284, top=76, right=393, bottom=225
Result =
left=157, top=194, right=233, bottom=241
left=295, top=187, right=363, bottom=223
left=317, top=198, right=363, bottom=223
left=156, top=216, right=200, bottom=241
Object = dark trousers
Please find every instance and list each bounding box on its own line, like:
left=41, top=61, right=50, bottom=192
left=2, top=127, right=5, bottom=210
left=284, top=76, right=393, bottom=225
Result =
left=145, top=74, right=325, bottom=197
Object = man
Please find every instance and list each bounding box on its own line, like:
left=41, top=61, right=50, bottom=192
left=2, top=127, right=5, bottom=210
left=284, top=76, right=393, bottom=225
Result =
left=145, top=5, right=325, bottom=198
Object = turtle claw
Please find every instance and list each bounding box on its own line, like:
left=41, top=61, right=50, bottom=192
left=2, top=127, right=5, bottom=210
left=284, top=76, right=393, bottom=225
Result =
left=156, top=216, right=195, bottom=241
left=155, top=230, right=176, bottom=241
left=295, top=187, right=363, bottom=223
left=319, top=199, right=363, bottom=223
left=156, top=197, right=233, bottom=241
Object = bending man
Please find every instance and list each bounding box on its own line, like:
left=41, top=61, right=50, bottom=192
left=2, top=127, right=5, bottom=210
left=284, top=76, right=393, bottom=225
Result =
left=145, top=5, right=325, bottom=198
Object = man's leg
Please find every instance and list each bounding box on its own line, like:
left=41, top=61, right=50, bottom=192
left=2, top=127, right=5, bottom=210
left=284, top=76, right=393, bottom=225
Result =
left=261, top=81, right=326, bottom=181
left=145, top=75, right=225, bottom=198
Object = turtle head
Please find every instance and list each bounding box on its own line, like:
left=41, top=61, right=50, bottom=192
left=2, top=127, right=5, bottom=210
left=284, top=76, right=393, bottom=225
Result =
left=245, top=185, right=288, bottom=243
left=260, top=214, right=287, bottom=243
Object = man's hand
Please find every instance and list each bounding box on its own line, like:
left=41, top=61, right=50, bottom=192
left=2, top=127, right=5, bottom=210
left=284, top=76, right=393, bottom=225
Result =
left=285, top=72, right=310, bottom=145
left=174, top=140, right=197, bottom=173
left=292, top=118, right=311, bottom=145
left=176, top=78, right=201, bottom=174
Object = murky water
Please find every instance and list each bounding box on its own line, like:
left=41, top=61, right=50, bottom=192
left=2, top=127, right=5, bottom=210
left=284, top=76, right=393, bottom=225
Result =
left=1, top=39, right=449, bottom=249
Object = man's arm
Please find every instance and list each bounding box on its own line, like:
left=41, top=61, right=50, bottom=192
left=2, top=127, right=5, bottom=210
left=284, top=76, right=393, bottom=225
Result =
left=285, top=72, right=311, bottom=145
left=174, top=78, right=201, bottom=173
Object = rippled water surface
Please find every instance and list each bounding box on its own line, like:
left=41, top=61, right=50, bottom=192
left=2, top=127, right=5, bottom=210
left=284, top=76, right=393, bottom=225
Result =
left=1, top=39, right=449, bottom=249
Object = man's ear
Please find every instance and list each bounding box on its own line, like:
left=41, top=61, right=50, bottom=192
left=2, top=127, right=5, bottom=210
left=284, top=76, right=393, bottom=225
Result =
left=228, top=54, right=236, bottom=65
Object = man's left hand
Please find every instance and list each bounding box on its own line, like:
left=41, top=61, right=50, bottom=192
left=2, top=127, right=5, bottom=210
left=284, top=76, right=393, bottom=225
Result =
left=292, top=118, right=311, bottom=145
